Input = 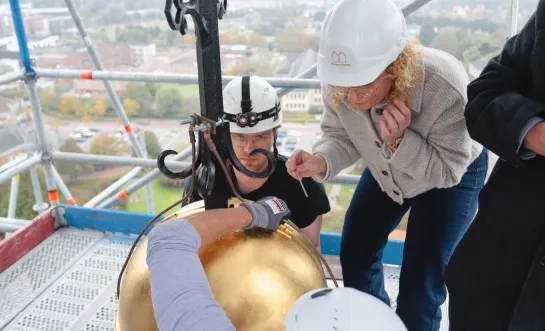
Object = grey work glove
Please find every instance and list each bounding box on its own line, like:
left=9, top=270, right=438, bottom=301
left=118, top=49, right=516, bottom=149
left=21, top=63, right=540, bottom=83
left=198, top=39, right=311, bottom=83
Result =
left=240, top=196, right=291, bottom=232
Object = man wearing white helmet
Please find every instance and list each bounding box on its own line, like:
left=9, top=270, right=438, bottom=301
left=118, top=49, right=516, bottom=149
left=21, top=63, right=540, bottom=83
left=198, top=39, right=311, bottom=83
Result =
left=147, top=196, right=408, bottom=331
left=285, top=0, right=488, bottom=329
left=182, top=75, right=330, bottom=248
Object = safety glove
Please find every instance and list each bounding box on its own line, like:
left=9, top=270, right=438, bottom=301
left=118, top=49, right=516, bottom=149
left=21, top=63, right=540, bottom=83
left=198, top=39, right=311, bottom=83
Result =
left=240, top=196, right=291, bottom=231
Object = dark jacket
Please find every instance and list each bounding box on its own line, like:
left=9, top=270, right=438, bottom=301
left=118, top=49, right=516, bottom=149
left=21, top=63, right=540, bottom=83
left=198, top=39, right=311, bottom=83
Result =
left=445, top=1, right=545, bottom=330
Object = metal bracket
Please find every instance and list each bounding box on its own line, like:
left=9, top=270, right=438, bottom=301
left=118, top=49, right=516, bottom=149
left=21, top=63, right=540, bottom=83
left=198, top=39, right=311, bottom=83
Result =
left=52, top=206, right=67, bottom=228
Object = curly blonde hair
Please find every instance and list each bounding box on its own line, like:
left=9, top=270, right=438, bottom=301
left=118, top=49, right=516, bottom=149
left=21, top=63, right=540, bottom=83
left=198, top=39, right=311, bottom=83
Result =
left=328, top=39, right=424, bottom=109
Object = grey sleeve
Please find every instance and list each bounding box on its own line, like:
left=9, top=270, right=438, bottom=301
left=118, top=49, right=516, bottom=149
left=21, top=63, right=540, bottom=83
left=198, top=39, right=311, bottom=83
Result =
left=146, top=219, right=235, bottom=331
left=517, top=116, right=544, bottom=160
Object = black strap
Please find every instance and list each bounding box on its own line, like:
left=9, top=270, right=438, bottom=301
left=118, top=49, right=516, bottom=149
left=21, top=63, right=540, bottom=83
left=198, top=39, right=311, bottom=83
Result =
left=240, top=76, right=252, bottom=113
left=223, top=103, right=280, bottom=127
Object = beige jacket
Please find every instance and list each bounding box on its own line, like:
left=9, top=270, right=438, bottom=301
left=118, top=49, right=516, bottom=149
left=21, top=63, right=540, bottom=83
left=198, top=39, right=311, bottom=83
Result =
left=312, top=46, right=483, bottom=204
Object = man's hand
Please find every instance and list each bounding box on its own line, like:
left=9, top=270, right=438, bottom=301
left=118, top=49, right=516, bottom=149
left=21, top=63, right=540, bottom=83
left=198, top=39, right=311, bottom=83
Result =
left=379, top=99, right=411, bottom=144
left=523, top=121, right=545, bottom=157
left=240, top=197, right=291, bottom=231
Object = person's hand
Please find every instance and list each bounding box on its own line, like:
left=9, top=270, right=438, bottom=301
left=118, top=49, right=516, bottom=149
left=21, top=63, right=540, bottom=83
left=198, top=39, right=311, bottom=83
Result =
left=286, top=149, right=327, bottom=179
left=523, top=121, right=545, bottom=157
left=379, top=99, right=411, bottom=144
left=240, top=197, right=291, bottom=231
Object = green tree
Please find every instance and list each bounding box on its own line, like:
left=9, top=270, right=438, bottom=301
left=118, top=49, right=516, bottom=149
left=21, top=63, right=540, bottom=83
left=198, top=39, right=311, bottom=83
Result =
left=122, top=98, right=140, bottom=116
left=40, top=91, right=61, bottom=112
left=55, top=138, right=93, bottom=181
left=308, top=106, right=323, bottom=115
left=429, top=28, right=462, bottom=60
left=274, top=27, right=308, bottom=52
left=418, top=25, right=437, bottom=46
left=60, top=95, right=84, bottom=116
left=122, top=82, right=154, bottom=114
left=0, top=167, right=48, bottom=220
left=90, top=133, right=130, bottom=156
left=89, top=99, right=107, bottom=117
left=135, top=131, right=162, bottom=159
left=154, top=85, right=185, bottom=117
left=224, top=53, right=277, bottom=77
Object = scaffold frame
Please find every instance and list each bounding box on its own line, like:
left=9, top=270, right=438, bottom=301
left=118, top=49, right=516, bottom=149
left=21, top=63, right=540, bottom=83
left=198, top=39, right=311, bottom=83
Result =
left=0, top=0, right=521, bottom=234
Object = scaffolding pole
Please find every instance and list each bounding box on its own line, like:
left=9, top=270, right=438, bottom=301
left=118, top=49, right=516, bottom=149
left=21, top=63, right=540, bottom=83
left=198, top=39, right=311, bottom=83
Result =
left=0, top=222, right=22, bottom=233
left=23, top=127, right=48, bottom=213
left=52, top=151, right=190, bottom=170
left=507, top=0, right=520, bottom=39
left=139, top=132, right=154, bottom=214
left=85, top=146, right=193, bottom=208
left=63, top=0, right=147, bottom=159
left=7, top=174, right=19, bottom=217
left=0, top=153, right=41, bottom=185
left=0, top=71, right=23, bottom=86
left=34, top=68, right=322, bottom=89
left=97, top=150, right=193, bottom=209
left=0, top=154, right=28, bottom=174
left=50, top=165, right=77, bottom=205
left=276, top=65, right=319, bottom=98
left=8, top=0, right=61, bottom=208
left=84, top=167, right=142, bottom=208
left=0, top=215, right=28, bottom=233
left=26, top=80, right=60, bottom=206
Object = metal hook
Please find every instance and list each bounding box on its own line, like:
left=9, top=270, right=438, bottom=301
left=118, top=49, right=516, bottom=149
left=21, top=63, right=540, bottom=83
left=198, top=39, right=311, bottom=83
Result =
left=157, top=129, right=201, bottom=179
left=164, top=0, right=210, bottom=42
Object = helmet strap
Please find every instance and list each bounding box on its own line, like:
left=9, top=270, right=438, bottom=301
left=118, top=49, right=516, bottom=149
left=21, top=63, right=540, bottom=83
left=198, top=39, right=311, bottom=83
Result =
left=240, top=76, right=252, bottom=113
left=272, top=129, right=278, bottom=158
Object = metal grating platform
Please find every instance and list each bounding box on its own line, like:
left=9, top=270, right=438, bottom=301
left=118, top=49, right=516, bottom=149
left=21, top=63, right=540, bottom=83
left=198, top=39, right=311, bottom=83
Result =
left=0, top=228, right=449, bottom=330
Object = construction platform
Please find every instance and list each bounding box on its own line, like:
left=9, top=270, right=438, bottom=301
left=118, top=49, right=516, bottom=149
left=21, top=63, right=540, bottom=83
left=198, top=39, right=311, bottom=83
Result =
left=0, top=205, right=449, bottom=330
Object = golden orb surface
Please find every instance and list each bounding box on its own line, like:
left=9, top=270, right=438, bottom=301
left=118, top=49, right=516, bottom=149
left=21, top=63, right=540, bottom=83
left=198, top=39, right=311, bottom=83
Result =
left=116, top=199, right=327, bottom=331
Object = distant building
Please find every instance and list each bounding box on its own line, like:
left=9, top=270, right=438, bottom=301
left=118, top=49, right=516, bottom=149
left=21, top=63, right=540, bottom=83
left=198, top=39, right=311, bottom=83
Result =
left=129, top=44, right=156, bottom=66
left=274, top=49, right=322, bottom=112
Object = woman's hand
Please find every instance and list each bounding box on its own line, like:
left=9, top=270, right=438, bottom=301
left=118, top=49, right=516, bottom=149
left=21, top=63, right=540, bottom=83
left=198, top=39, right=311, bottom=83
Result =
left=379, top=99, right=411, bottom=144
left=286, top=149, right=327, bottom=179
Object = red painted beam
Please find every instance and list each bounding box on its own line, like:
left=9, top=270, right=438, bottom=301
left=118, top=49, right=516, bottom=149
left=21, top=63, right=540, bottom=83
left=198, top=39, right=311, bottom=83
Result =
left=0, top=207, right=57, bottom=273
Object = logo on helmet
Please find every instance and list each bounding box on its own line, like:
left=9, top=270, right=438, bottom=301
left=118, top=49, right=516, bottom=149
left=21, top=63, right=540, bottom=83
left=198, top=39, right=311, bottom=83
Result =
left=331, top=51, right=350, bottom=66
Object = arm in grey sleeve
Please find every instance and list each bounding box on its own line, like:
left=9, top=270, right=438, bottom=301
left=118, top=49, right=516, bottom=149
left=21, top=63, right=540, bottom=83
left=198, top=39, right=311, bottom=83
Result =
left=517, top=116, right=544, bottom=160
left=146, top=219, right=235, bottom=331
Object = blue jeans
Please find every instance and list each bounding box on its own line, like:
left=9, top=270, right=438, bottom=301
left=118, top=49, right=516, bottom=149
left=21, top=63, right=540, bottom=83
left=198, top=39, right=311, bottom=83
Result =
left=340, top=150, right=488, bottom=331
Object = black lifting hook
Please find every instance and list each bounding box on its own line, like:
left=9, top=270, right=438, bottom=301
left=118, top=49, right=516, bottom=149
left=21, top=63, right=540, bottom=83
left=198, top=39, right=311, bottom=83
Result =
left=157, top=127, right=201, bottom=180
left=165, top=0, right=227, bottom=40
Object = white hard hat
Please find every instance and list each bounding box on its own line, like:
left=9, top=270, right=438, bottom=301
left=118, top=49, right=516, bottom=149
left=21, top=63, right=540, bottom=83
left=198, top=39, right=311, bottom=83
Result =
left=284, top=287, right=408, bottom=331
left=222, top=76, right=282, bottom=134
left=317, top=0, right=408, bottom=87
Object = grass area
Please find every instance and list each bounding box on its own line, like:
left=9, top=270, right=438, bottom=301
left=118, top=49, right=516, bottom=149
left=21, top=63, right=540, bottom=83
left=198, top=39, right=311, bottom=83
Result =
left=104, top=27, right=116, bottom=41
left=126, top=178, right=183, bottom=214
left=321, top=184, right=355, bottom=233
left=321, top=182, right=409, bottom=234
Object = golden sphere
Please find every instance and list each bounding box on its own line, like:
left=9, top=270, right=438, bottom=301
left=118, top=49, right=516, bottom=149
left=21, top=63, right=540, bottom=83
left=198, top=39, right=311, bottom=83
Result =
left=116, top=199, right=327, bottom=331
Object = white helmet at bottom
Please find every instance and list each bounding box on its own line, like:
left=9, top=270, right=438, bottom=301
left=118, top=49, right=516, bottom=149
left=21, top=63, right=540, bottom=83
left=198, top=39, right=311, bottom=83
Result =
left=284, top=287, right=407, bottom=331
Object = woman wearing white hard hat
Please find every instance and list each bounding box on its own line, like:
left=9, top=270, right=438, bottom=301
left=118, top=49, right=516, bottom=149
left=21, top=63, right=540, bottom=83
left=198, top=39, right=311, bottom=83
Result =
left=147, top=197, right=408, bottom=330
left=285, top=0, right=488, bottom=329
